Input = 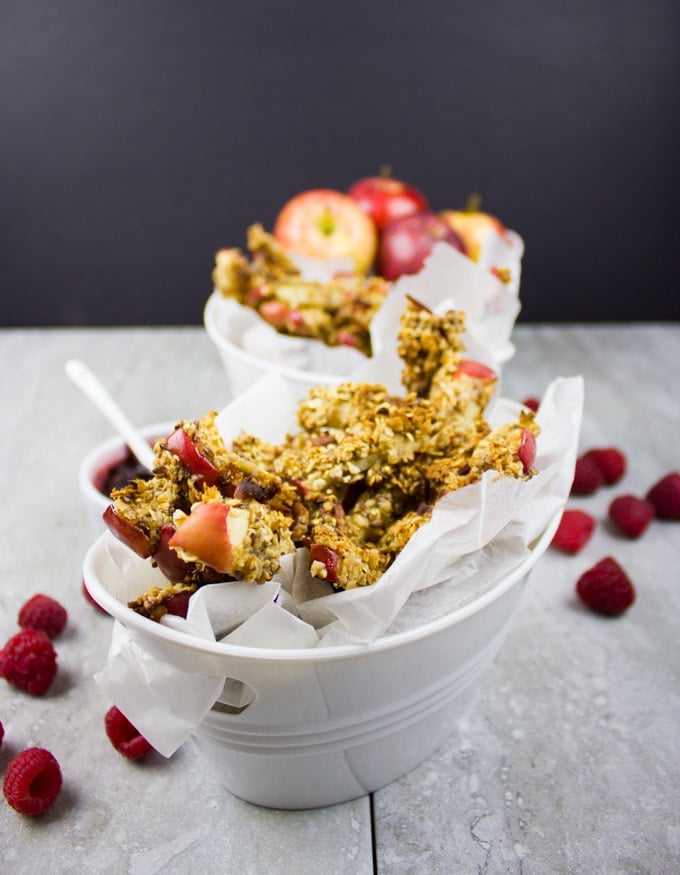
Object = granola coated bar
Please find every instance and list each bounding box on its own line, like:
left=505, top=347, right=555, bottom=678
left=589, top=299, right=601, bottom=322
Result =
left=213, top=224, right=390, bottom=356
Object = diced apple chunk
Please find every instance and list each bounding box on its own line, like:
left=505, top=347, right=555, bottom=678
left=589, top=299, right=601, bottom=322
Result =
left=153, top=524, right=192, bottom=581
left=309, top=544, right=339, bottom=582
left=103, top=505, right=152, bottom=558
left=453, top=360, right=496, bottom=382
left=518, top=428, right=537, bottom=474
left=166, top=427, right=221, bottom=486
left=169, top=503, right=245, bottom=574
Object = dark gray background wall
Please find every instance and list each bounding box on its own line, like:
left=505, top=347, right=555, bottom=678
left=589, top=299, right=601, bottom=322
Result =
left=2, top=0, right=679, bottom=326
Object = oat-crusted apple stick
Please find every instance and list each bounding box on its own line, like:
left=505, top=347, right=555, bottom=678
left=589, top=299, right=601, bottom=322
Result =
left=103, top=297, right=542, bottom=616
left=306, top=490, right=433, bottom=589
left=168, top=491, right=295, bottom=586
left=340, top=486, right=415, bottom=545
left=246, top=222, right=301, bottom=278
left=306, top=417, right=540, bottom=590
left=128, top=583, right=198, bottom=623
left=425, top=413, right=539, bottom=497
left=274, top=387, right=440, bottom=502
left=213, top=224, right=389, bottom=355
left=106, top=412, right=301, bottom=593
left=397, top=296, right=467, bottom=397
left=393, top=299, right=499, bottom=456
left=307, top=518, right=390, bottom=590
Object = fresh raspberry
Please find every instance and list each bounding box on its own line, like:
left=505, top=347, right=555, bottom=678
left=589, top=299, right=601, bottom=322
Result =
left=3, top=747, right=62, bottom=815
left=576, top=557, right=635, bottom=616
left=571, top=454, right=605, bottom=495
left=0, top=629, right=58, bottom=695
left=18, top=594, right=68, bottom=639
left=646, top=472, right=680, bottom=520
left=105, top=706, right=153, bottom=759
left=522, top=396, right=540, bottom=412
left=583, top=447, right=627, bottom=485
left=552, top=509, right=596, bottom=553
left=608, top=494, right=655, bottom=539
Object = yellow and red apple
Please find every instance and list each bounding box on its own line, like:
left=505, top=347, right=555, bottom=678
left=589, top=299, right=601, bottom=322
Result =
left=273, top=189, right=378, bottom=274
left=439, top=201, right=509, bottom=263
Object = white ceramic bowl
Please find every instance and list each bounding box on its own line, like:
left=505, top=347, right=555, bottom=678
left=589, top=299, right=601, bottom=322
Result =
left=83, top=512, right=560, bottom=810
left=78, top=422, right=173, bottom=535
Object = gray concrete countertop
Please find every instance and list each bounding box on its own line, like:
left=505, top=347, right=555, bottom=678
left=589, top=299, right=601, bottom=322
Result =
left=0, top=324, right=678, bottom=874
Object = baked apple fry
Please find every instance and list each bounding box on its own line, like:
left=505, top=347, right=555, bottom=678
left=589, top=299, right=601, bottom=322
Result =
left=212, top=224, right=390, bottom=355
left=103, top=299, right=539, bottom=616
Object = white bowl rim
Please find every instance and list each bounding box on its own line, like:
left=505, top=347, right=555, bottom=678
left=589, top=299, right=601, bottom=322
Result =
left=83, top=509, right=560, bottom=665
left=203, top=291, right=344, bottom=386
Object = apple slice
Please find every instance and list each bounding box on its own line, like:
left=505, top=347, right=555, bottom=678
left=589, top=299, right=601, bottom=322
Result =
left=152, top=524, right=193, bottom=581
left=453, top=360, right=497, bottom=382
left=166, top=427, right=221, bottom=486
left=309, top=544, right=339, bottom=583
left=168, top=502, right=249, bottom=575
left=103, top=505, right=152, bottom=558
left=518, top=428, right=537, bottom=474
left=259, top=300, right=306, bottom=331
left=163, top=589, right=192, bottom=618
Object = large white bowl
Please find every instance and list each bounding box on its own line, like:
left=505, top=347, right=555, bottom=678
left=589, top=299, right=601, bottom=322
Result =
left=83, top=512, right=560, bottom=810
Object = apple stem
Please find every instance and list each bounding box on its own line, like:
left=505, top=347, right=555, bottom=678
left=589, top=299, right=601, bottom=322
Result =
left=379, top=164, right=393, bottom=179
left=317, top=209, right=336, bottom=236
left=465, top=192, right=482, bottom=213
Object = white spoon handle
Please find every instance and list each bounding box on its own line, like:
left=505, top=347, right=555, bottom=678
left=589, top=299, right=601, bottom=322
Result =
left=65, top=359, right=156, bottom=471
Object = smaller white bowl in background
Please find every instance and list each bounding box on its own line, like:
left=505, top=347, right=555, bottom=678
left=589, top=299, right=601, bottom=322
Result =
left=78, top=422, right=173, bottom=536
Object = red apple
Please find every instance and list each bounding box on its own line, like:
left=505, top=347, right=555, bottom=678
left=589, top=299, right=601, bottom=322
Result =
left=273, top=189, right=378, bottom=273
left=309, top=543, right=339, bottom=583
left=377, top=212, right=466, bottom=281
left=439, top=204, right=508, bottom=263
left=348, top=171, right=429, bottom=230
